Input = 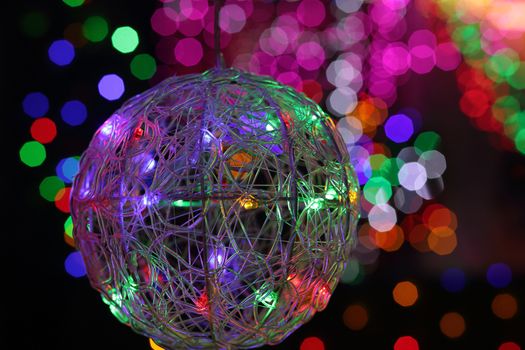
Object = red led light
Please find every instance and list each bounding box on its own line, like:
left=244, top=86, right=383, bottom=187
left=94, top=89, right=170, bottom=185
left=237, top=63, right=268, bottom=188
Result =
left=300, top=336, right=325, bottom=350
left=394, top=336, right=419, bottom=350
left=30, top=118, right=57, bottom=144
left=55, top=187, right=72, bottom=213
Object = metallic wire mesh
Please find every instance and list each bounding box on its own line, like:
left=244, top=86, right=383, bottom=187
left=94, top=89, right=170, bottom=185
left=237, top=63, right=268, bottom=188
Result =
left=71, top=68, right=360, bottom=349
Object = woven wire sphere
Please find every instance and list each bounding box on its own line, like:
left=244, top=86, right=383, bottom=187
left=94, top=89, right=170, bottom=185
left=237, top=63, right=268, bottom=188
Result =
left=71, top=68, right=360, bottom=349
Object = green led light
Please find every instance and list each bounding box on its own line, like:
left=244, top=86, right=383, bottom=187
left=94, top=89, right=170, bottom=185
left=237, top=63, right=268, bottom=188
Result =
left=507, top=62, right=525, bottom=90
left=363, top=176, right=392, bottom=205
left=369, top=154, right=388, bottom=176
left=307, top=198, right=325, bottom=210
left=21, top=12, right=49, bottom=38
left=62, top=0, right=85, bottom=7
left=453, top=24, right=480, bottom=42
left=130, top=54, right=157, bottom=80
left=378, top=158, right=402, bottom=186
left=515, top=129, right=525, bottom=154
left=40, top=176, right=65, bottom=202
left=340, top=259, right=364, bottom=285
left=64, top=216, right=74, bottom=238
left=83, top=16, right=109, bottom=42
left=485, top=51, right=519, bottom=81
left=414, top=131, right=441, bottom=155
left=172, top=199, right=202, bottom=207
left=111, top=26, right=139, bottom=54
left=493, top=96, right=520, bottom=122
left=102, top=288, right=130, bottom=324
left=254, top=286, right=278, bottom=310
left=324, top=188, right=338, bottom=200
left=20, top=141, right=46, bottom=167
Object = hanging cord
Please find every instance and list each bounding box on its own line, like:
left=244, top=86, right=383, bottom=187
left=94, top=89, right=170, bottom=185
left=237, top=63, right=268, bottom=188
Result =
left=214, top=0, right=225, bottom=68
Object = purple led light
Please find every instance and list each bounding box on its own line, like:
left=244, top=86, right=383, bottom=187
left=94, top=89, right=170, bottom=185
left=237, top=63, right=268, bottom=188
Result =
left=296, top=0, right=326, bottom=27
left=56, top=157, right=80, bottom=183
left=98, top=74, right=125, bottom=101
left=48, top=39, right=75, bottom=66
left=410, top=45, right=436, bottom=74
left=23, top=92, right=49, bottom=118
left=486, top=263, right=512, bottom=288
left=64, top=251, right=86, bottom=278
left=436, top=42, right=461, bottom=71
left=61, top=100, right=88, bottom=126
left=382, top=44, right=410, bottom=76
left=151, top=8, right=178, bottom=36
left=384, top=114, right=414, bottom=143
left=174, top=38, right=203, bottom=66
left=296, top=42, right=325, bottom=71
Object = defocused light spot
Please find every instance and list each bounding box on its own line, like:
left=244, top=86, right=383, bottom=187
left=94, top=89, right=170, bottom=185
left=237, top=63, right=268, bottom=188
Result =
left=335, top=0, right=363, bottom=13
left=398, top=162, right=427, bottom=191
left=296, top=41, right=325, bottom=71
left=385, top=114, right=414, bottom=143
left=384, top=46, right=410, bottom=77
left=418, top=150, right=446, bottom=179
left=407, top=224, right=431, bottom=253
left=492, top=293, right=518, bottom=319
left=300, top=336, right=325, bottom=350
left=364, top=176, right=392, bottom=205
left=297, top=0, right=326, bottom=27
left=83, top=16, right=109, bottom=42
left=64, top=216, right=74, bottom=239
left=55, top=187, right=72, bottom=213
left=371, top=225, right=404, bottom=252
left=112, top=26, right=139, bottom=54
left=343, top=304, right=368, bottom=331
left=515, top=130, right=525, bottom=155
left=39, top=176, right=65, bottom=202
left=151, top=8, right=178, bottom=36
left=63, top=0, right=84, bottom=7
left=48, top=39, right=75, bottom=66
left=219, top=4, right=246, bottom=34
left=61, top=100, right=87, bottom=126
left=394, top=187, right=423, bottom=214
left=20, top=141, right=46, bottom=167
left=175, top=38, right=203, bottom=66
left=180, top=0, right=209, bottom=20
left=56, top=157, right=80, bottom=183
left=23, top=92, right=49, bottom=118
left=487, top=263, right=512, bottom=288
left=131, top=54, right=157, bottom=80
left=423, top=204, right=458, bottom=230
left=341, top=259, right=362, bottom=284
left=327, top=87, right=358, bottom=116
left=460, top=89, right=490, bottom=118
left=428, top=227, right=457, bottom=255
left=414, top=131, right=441, bottom=154
left=394, top=336, right=419, bottom=350
left=499, top=342, right=521, bottom=350
left=369, top=203, right=397, bottom=232
left=98, top=74, right=125, bottom=101
left=440, top=312, right=466, bottom=338
left=393, top=281, right=418, bottom=307
left=65, top=251, right=86, bottom=277
left=436, top=42, right=461, bottom=71
left=31, top=118, right=57, bottom=144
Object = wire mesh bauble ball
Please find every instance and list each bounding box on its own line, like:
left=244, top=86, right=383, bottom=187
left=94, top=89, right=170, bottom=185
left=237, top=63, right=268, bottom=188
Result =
left=71, top=68, right=360, bottom=349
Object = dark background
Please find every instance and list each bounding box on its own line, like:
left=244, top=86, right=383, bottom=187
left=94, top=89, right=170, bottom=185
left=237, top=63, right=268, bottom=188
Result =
left=4, top=1, right=525, bottom=349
